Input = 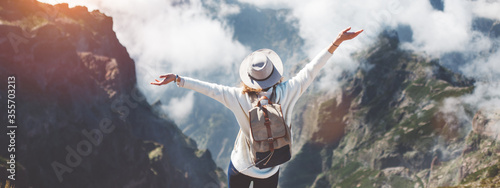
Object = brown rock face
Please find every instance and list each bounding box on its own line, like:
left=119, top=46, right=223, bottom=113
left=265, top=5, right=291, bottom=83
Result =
left=0, top=1, right=223, bottom=187
left=472, top=109, right=500, bottom=140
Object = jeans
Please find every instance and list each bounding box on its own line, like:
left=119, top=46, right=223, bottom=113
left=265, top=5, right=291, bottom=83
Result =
left=227, top=161, right=279, bottom=188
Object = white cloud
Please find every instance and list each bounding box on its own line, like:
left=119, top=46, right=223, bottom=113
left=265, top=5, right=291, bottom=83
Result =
left=437, top=82, right=500, bottom=142
left=162, top=91, right=196, bottom=124
left=236, top=0, right=405, bottom=93
left=205, top=0, right=241, bottom=18
left=90, top=0, right=249, bottom=102
left=440, top=97, right=471, bottom=125
left=238, top=0, right=389, bottom=57
left=463, top=82, right=500, bottom=112
left=239, top=0, right=500, bottom=119
left=397, top=0, right=473, bottom=54
left=472, top=0, right=500, bottom=21
left=38, top=0, right=250, bottom=123
left=236, top=0, right=294, bottom=10
left=461, top=48, right=500, bottom=82
left=238, top=0, right=478, bottom=57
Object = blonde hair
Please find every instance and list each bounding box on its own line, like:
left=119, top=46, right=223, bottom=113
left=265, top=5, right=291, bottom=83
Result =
left=241, top=77, right=284, bottom=94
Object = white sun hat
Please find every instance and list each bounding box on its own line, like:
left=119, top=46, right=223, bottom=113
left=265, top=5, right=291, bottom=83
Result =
left=239, top=49, right=284, bottom=89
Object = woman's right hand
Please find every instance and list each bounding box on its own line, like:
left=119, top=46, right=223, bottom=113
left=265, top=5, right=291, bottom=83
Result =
left=150, top=73, right=176, bottom=86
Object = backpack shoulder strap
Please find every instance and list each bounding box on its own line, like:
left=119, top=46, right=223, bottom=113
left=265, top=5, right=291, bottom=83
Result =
left=249, top=85, right=277, bottom=107
left=270, top=85, right=277, bottom=104
left=249, top=92, right=260, bottom=107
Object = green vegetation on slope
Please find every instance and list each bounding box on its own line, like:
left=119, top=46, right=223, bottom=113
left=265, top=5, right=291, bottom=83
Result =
left=281, top=30, right=477, bottom=188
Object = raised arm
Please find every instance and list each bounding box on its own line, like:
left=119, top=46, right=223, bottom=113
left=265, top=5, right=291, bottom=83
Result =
left=150, top=73, right=242, bottom=109
left=285, top=27, right=363, bottom=96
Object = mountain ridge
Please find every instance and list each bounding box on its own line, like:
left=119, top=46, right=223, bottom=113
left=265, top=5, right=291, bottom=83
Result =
left=279, top=30, right=500, bottom=188
left=0, top=1, right=224, bottom=187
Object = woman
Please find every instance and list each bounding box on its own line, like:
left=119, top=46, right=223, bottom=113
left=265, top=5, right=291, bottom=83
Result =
left=151, top=27, right=362, bottom=188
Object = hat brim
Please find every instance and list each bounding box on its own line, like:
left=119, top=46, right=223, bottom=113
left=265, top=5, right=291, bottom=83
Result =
left=239, top=49, right=283, bottom=89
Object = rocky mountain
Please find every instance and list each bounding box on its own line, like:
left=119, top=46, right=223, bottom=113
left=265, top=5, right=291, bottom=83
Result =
left=0, top=0, right=224, bottom=187
left=279, top=30, right=500, bottom=187
left=3, top=1, right=498, bottom=188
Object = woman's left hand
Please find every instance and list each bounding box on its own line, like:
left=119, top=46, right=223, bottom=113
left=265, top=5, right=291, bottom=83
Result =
left=334, top=27, right=363, bottom=46
left=328, top=27, right=363, bottom=53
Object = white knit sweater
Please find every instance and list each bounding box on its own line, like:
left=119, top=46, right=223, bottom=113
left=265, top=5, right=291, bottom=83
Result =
left=177, top=48, right=333, bottom=179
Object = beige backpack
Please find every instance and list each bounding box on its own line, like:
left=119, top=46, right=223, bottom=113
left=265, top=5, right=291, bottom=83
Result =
left=247, top=89, right=292, bottom=169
